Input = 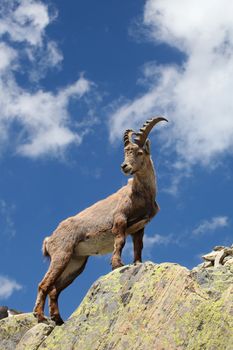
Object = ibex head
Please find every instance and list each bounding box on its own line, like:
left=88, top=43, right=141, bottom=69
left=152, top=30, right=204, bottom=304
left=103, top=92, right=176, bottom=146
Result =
left=121, top=117, right=168, bottom=175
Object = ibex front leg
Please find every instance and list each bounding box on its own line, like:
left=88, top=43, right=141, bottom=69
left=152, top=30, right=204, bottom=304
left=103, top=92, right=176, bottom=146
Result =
left=132, top=228, right=144, bottom=264
left=111, top=214, right=127, bottom=270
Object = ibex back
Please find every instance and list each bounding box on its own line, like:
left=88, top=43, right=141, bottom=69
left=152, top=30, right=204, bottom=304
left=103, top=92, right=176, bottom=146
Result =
left=34, top=117, right=168, bottom=325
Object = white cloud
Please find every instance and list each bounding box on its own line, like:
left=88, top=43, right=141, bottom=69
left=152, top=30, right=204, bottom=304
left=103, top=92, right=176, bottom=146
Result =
left=45, top=41, right=63, bottom=66
left=0, top=0, right=50, bottom=46
left=0, top=275, right=22, bottom=299
left=143, top=233, right=174, bottom=248
left=124, top=233, right=174, bottom=259
left=8, top=76, right=91, bottom=157
left=27, top=41, right=63, bottom=82
left=110, top=0, right=233, bottom=168
left=192, top=216, right=229, bottom=235
left=0, top=42, right=17, bottom=71
left=0, top=0, right=94, bottom=158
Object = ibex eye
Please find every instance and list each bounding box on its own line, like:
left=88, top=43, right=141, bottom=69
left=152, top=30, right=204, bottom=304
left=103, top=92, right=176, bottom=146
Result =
left=138, top=150, right=143, bottom=156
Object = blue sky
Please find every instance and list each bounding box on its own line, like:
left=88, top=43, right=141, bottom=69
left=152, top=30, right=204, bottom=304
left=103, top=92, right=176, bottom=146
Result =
left=0, top=0, right=232, bottom=320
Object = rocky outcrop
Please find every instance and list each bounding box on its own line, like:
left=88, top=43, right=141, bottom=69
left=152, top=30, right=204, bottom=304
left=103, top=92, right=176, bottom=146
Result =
left=0, top=306, right=22, bottom=320
left=16, top=323, right=55, bottom=350
left=1, top=260, right=233, bottom=350
left=200, top=244, right=233, bottom=268
left=0, top=313, right=38, bottom=350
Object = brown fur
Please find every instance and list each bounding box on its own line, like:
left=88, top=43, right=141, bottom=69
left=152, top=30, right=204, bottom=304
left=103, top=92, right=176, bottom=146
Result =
left=42, top=237, right=49, bottom=257
left=33, top=120, right=165, bottom=325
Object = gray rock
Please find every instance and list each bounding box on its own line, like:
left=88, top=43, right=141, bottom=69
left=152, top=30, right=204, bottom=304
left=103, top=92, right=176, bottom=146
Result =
left=0, top=313, right=38, bottom=350
left=16, top=322, right=55, bottom=350
left=225, top=257, right=233, bottom=266
left=213, top=245, right=225, bottom=251
left=202, top=250, right=218, bottom=262
left=39, top=262, right=233, bottom=350
left=0, top=306, right=8, bottom=320
left=1, top=260, right=233, bottom=350
left=201, top=244, right=233, bottom=268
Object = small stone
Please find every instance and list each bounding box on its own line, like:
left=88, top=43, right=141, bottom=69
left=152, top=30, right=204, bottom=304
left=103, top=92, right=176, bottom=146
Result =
left=224, top=248, right=233, bottom=255
left=214, top=250, right=227, bottom=267
left=203, top=261, right=213, bottom=268
left=222, top=256, right=233, bottom=264
left=225, top=258, right=233, bottom=266
left=202, top=251, right=218, bottom=262
left=0, top=306, right=8, bottom=320
left=213, top=246, right=225, bottom=251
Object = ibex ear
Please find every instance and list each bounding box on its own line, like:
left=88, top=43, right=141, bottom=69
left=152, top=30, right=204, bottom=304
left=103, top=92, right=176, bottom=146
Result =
left=143, top=139, right=151, bottom=154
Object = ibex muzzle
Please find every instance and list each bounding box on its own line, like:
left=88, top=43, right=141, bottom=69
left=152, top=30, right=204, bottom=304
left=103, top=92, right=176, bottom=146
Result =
left=34, top=116, right=168, bottom=325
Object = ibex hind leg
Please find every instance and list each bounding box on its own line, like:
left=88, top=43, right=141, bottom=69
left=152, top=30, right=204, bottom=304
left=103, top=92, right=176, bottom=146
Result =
left=48, top=256, right=88, bottom=325
left=33, top=251, right=73, bottom=323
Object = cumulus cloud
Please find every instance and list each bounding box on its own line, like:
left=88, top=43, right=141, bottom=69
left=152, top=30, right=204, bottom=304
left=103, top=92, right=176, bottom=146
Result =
left=0, top=0, right=50, bottom=46
left=192, top=216, right=229, bottom=235
left=2, top=76, right=91, bottom=157
left=124, top=233, right=174, bottom=258
left=143, top=233, right=174, bottom=247
left=0, top=42, right=18, bottom=71
left=0, top=0, right=93, bottom=158
left=110, top=0, right=233, bottom=168
left=0, top=275, right=22, bottom=299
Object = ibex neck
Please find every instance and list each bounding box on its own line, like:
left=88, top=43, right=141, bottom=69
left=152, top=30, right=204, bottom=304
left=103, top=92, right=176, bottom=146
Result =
left=132, top=159, right=156, bottom=199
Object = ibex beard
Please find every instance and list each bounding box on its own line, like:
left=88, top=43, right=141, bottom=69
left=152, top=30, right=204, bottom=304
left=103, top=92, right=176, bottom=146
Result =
left=33, top=117, right=168, bottom=325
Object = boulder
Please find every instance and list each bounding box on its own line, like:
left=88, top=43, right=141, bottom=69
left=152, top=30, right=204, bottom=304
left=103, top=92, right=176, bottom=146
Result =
left=1, top=261, right=233, bottom=350
left=0, top=313, right=38, bottom=350
left=40, top=262, right=233, bottom=350
left=16, top=323, right=55, bottom=350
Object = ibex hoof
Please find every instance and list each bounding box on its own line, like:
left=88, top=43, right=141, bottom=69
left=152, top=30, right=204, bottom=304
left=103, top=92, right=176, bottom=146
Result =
left=51, top=315, right=64, bottom=326
left=34, top=313, right=49, bottom=324
left=134, top=260, right=142, bottom=265
left=112, top=261, right=124, bottom=270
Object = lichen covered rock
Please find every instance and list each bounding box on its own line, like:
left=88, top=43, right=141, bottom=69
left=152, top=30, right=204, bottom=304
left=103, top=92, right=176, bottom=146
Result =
left=1, top=261, right=233, bottom=350
left=201, top=245, right=233, bottom=268
left=16, top=322, right=55, bottom=350
left=0, top=313, right=38, bottom=350
left=39, top=262, right=233, bottom=350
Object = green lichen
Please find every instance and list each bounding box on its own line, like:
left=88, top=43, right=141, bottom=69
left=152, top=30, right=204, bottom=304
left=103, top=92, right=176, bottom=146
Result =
left=2, top=262, right=232, bottom=350
left=173, top=286, right=233, bottom=350
left=0, top=313, right=38, bottom=350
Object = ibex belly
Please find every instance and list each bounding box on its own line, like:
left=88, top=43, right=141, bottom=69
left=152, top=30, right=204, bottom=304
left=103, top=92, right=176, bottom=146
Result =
left=76, top=230, right=115, bottom=256
left=75, top=218, right=148, bottom=257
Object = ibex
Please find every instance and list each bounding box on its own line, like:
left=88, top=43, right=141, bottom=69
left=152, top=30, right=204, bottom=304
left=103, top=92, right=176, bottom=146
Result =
left=34, top=117, right=168, bottom=325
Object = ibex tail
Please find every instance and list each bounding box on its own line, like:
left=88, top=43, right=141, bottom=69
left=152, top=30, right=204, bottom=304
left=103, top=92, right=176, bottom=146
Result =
left=42, top=237, right=50, bottom=257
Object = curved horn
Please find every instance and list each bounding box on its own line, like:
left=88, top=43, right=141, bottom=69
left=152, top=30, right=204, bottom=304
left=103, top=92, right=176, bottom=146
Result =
left=134, top=116, right=168, bottom=147
left=123, top=129, right=135, bottom=147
